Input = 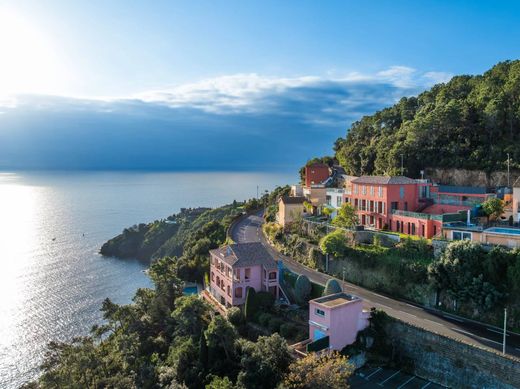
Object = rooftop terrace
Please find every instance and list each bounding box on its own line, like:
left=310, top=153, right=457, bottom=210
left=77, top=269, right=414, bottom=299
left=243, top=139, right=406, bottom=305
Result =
left=311, top=292, right=360, bottom=308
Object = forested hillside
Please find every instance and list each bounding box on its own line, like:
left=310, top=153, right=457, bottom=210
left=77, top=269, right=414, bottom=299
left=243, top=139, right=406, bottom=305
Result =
left=335, top=60, right=520, bottom=177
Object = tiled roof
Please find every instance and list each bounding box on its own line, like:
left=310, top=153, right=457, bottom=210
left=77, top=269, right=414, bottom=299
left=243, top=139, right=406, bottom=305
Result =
left=210, top=242, right=278, bottom=269
left=280, top=195, right=306, bottom=204
left=351, top=175, right=417, bottom=185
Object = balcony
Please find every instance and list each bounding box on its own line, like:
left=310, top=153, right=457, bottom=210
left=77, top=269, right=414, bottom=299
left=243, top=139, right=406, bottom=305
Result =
left=392, top=209, right=435, bottom=220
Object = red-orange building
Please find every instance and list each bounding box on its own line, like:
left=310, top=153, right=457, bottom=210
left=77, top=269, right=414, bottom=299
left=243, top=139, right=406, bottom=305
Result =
left=305, top=163, right=330, bottom=187
left=345, top=176, right=482, bottom=238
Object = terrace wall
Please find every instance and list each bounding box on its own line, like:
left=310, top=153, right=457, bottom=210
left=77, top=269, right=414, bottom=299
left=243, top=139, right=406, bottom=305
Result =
left=386, top=319, right=520, bottom=388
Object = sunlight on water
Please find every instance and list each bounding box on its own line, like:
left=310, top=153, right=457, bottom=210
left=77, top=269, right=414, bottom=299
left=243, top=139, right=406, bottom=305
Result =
left=0, top=170, right=295, bottom=388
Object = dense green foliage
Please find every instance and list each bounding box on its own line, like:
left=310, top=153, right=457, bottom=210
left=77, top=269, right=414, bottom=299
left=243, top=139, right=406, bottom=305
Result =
left=294, top=275, right=312, bottom=304
left=100, top=205, right=241, bottom=261
left=323, top=279, right=342, bottom=296
left=335, top=60, right=520, bottom=176
left=319, top=230, right=349, bottom=258
left=429, top=241, right=520, bottom=317
left=283, top=352, right=353, bottom=389
left=331, top=203, right=358, bottom=229
left=31, top=255, right=302, bottom=388
left=481, top=197, right=505, bottom=221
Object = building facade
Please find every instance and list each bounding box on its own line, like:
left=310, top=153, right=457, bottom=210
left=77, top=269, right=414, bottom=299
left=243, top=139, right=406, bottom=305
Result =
left=305, top=163, right=330, bottom=187
left=277, top=196, right=306, bottom=227
left=308, top=292, right=370, bottom=351
left=345, top=177, right=487, bottom=239
left=209, top=242, right=280, bottom=308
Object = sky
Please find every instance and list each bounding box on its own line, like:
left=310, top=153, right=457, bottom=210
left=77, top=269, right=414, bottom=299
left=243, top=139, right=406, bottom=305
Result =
left=0, top=1, right=519, bottom=170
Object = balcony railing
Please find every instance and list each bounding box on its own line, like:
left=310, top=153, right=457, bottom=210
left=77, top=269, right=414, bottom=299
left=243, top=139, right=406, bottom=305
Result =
left=392, top=209, right=434, bottom=220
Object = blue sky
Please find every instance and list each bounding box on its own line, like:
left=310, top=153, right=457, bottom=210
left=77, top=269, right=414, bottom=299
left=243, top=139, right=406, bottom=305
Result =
left=2, top=0, right=519, bottom=97
left=0, top=1, right=519, bottom=170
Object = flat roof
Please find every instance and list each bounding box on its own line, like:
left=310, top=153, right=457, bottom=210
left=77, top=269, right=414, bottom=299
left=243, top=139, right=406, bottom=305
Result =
left=311, top=292, right=361, bottom=308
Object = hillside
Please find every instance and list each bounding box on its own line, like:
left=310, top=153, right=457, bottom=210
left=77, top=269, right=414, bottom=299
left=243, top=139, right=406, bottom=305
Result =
left=100, top=205, right=241, bottom=261
left=334, top=60, right=520, bottom=178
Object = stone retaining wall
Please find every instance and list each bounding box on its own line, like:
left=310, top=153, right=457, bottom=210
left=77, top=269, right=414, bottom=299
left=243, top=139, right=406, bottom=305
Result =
left=387, top=319, right=520, bottom=389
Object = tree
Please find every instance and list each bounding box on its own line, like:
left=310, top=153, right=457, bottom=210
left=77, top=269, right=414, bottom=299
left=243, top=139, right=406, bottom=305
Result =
left=171, top=296, right=210, bottom=338
left=294, top=275, right=312, bottom=304
left=283, top=351, right=354, bottom=389
left=206, top=376, right=235, bottom=389
left=319, top=230, right=348, bottom=258
left=323, top=279, right=342, bottom=296
left=321, top=206, right=334, bottom=219
left=205, top=316, right=238, bottom=363
left=236, top=334, right=291, bottom=389
left=244, top=287, right=257, bottom=321
left=331, top=203, right=358, bottom=228
left=482, top=197, right=505, bottom=222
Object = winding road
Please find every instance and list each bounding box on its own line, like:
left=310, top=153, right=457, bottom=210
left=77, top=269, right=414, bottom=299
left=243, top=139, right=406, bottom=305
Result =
left=231, top=211, right=520, bottom=359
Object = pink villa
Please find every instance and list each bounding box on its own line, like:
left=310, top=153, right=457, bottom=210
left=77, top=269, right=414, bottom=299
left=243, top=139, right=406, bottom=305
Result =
left=209, top=242, right=280, bottom=308
left=308, top=292, right=370, bottom=351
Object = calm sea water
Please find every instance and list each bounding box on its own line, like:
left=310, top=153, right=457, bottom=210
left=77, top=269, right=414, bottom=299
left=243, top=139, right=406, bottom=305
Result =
left=0, top=171, right=294, bottom=388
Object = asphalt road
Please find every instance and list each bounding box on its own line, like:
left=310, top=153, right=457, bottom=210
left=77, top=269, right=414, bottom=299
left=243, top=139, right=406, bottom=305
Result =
left=231, top=211, right=520, bottom=359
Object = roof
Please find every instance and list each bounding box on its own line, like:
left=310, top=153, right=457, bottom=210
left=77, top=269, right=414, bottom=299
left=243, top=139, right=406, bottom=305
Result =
left=306, top=163, right=329, bottom=169
left=421, top=204, right=471, bottom=215
left=351, top=175, right=417, bottom=185
left=210, top=242, right=278, bottom=269
left=279, top=195, right=306, bottom=205
left=310, top=292, right=361, bottom=308
left=437, top=185, right=487, bottom=195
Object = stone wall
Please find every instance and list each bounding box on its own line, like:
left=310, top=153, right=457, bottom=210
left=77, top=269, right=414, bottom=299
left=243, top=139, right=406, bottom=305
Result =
left=426, top=167, right=520, bottom=187
left=386, top=319, right=520, bottom=389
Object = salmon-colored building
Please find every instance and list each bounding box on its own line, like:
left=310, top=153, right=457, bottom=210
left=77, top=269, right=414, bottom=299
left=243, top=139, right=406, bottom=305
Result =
left=209, top=242, right=279, bottom=308
left=345, top=176, right=483, bottom=238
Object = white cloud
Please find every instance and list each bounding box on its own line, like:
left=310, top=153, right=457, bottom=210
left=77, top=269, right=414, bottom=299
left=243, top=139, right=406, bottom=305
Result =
left=135, top=66, right=444, bottom=114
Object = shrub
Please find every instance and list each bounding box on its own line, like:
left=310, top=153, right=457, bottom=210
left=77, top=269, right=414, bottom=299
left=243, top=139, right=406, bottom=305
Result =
left=257, top=312, right=272, bottom=327
left=268, top=317, right=284, bottom=333
left=255, top=291, right=275, bottom=311
left=323, top=279, right=342, bottom=296
left=280, top=323, right=297, bottom=338
left=319, top=230, right=349, bottom=258
left=294, top=275, right=312, bottom=304
left=227, top=307, right=243, bottom=327
left=308, top=247, right=325, bottom=270
left=244, top=287, right=257, bottom=321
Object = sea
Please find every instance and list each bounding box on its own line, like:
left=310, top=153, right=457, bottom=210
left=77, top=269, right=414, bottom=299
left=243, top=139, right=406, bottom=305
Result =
left=0, top=171, right=295, bottom=388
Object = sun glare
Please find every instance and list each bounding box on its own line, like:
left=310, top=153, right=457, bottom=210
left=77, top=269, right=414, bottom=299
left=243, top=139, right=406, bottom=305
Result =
left=0, top=9, right=68, bottom=97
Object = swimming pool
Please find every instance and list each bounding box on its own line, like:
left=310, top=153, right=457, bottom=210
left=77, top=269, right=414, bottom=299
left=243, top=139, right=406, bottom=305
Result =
left=485, top=227, right=520, bottom=235
left=183, top=286, right=198, bottom=295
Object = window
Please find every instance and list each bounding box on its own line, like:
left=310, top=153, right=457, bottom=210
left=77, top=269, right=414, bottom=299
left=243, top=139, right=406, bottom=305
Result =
left=315, top=308, right=325, bottom=317
left=370, top=186, right=375, bottom=196
left=269, top=271, right=277, bottom=280
left=378, top=186, right=383, bottom=197
left=382, top=202, right=386, bottom=214
left=412, top=223, right=416, bottom=235
left=211, top=272, right=215, bottom=282
left=362, top=185, right=367, bottom=195
left=353, top=184, right=358, bottom=194
left=326, top=195, right=332, bottom=206
left=400, top=186, right=405, bottom=199
left=235, top=287, right=243, bottom=298
left=227, top=285, right=231, bottom=296
left=421, top=224, right=425, bottom=237
left=235, top=268, right=240, bottom=280
left=404, top=202, right=408, bottom=211
left=245, top=268, right=251, bottom=280
left=391, top=201, right=398, bottom=210
left=452, top=231, right=472, bottom=240
left=337, top=197, right=342, bottom=207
